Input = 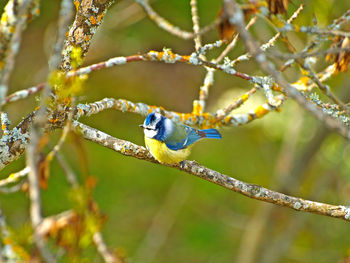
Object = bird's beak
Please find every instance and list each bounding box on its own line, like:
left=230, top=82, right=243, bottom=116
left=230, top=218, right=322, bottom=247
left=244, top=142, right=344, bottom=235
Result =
left=139, top=124, right=144, bottom=128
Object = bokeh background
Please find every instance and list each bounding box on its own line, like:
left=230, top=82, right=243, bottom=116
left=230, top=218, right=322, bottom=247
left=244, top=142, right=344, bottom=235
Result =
left=1, top=0, right=350, bottom=262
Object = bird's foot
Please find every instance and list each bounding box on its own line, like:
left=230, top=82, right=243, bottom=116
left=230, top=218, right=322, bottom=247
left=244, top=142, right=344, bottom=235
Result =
left=179, top=161, right=186, bottom=169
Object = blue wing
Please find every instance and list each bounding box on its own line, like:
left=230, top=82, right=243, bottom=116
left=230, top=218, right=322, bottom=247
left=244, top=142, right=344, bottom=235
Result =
left=165, top=124, right=221, bottom=151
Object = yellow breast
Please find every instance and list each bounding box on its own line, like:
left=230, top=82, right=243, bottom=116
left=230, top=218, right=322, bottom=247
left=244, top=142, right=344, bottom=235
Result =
left=144, top=137, right=191, bottom=164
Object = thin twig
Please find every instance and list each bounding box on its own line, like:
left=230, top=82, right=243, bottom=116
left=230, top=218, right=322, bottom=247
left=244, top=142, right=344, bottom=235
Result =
left=0, top=166, right=30, bottom=187
left=93, top=231, right=121, bottom=263
left=190, top=0, right=202, bottom=51
left=2, top=83, right=45, bottom=106
left=49, top=0, right=74, bottom=71
left=26, top=125, right=56, bottom=262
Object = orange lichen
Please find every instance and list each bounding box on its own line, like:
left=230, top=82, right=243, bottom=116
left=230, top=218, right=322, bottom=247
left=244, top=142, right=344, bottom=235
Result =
left=272, top=83, right=283, bottom=92
left=63, top=97, right=71, bottom=106
left=74, top=1, right=80, bottom=11
left=97, top=13, right=104, bottom=22
left=90, top=16, right=97, bottom=25
left=157, top=52, right=164, bottom=60
left=255, top=105, right=269, bottom=118
left=182, top=55, right=190, bottom=62
left=2, top=124, right=6, bottom=130
left=49, top=118, right=59, bottom=124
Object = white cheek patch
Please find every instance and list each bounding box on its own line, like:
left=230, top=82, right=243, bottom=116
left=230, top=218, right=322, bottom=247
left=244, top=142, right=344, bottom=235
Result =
left=144, top=129, right=158, bottom=138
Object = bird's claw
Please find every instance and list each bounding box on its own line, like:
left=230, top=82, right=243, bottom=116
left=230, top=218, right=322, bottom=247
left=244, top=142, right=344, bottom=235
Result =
left=179, top=161, right=185, bottom=169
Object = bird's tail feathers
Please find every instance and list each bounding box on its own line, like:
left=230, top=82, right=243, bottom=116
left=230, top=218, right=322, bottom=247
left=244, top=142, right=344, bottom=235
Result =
left=198, top=129, right=222, bottom=139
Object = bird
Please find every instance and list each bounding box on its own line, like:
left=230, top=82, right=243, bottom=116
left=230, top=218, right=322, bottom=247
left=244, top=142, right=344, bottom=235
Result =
left=140, top=112, right=222, bottom=164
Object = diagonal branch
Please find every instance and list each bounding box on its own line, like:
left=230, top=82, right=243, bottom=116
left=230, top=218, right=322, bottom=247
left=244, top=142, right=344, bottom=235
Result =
left=73, top=120, right=350, bottom=222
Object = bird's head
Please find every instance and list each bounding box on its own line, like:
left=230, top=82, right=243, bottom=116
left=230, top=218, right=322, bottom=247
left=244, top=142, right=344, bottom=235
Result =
left=140, top=112, right=164, bottom=139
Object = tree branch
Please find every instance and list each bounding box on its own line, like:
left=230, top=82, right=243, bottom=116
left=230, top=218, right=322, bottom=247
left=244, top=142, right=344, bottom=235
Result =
left=72, top=120, right=350, bottom=222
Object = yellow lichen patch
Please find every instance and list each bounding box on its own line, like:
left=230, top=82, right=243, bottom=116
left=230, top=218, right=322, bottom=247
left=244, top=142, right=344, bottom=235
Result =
left=90, top=16, right=97, bottom=25
left=34, top=8, right=40, bottom=15
left=70, top=46, right=83, bottom=69
left=255, top=105, right=269, bottom=118
left=192, top=101, right=203, bottom=115
left=224, top=116, right=231, bottom=123
left=299, top=76, right=309, bottom=85
left=125, top=100, right=129, bottom=109
left=9, top=26, right=15, bottom=34
left=3, top=238, right=30, bottom=261
left=248, top=114, right=254, bottom=121
left=292, top=76, right=309, bottom=91
left=169, top=51, right=176, bottom=59
left=271, top=16, right=284, bottom=27
left=74, top=1, right=80, bottom=11
left=241, top=94, right=249, bottom=102
left=9, top=173, right=17, bottom=180
left=34, top=105, right=41, bottom=111
left=1, top=14, right=8, bottom=23
left=0, top=61, right=5, bottom=70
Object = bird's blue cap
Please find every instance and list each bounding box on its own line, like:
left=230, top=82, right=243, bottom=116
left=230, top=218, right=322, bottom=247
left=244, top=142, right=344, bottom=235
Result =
left=144, top=112, right=157, bottom=125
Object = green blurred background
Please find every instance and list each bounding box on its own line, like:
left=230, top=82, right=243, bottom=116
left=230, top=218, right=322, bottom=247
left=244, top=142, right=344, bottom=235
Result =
left=1, top=0, right=350, bottom=262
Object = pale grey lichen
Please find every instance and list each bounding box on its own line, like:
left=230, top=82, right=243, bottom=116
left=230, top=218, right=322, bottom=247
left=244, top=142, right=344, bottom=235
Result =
left=293, top=201, right=302, bottom=210
left=308, top=93, right=350, bottom=126
left=188, top=53, right=202, bottom=65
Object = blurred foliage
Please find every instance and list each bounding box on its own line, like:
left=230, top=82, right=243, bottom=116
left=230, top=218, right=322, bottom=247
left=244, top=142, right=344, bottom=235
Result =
left=0, top=0, right=350, bottom=262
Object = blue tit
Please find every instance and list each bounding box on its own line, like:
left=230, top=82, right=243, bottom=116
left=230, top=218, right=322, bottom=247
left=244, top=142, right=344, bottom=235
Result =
left=140, top=112, right=222, bottom=164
